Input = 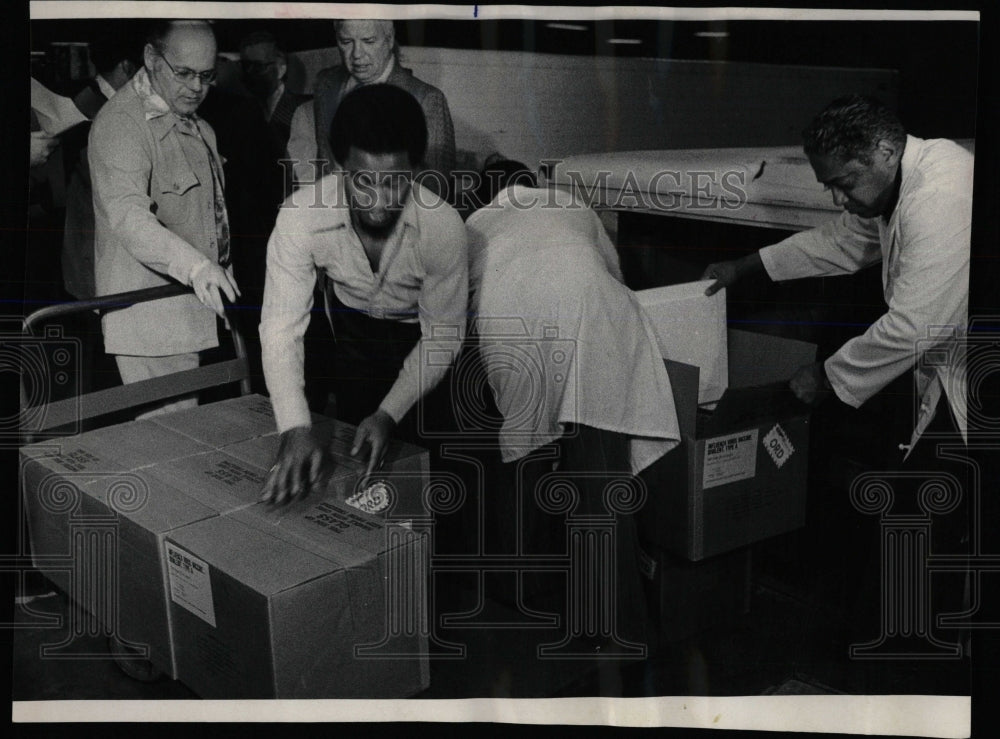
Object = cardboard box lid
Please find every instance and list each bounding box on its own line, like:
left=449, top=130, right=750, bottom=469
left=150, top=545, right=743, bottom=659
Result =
left=636, top=281, right=728, bottom=405
left=661, top=329, right=816, bottom=438
left=141, top=449, right=269, bottom=514
left=20, top=420, right=211, bottom=472
left=80, top=473, right=218, bottom=534
left=231, top=493, right=410, bottom=570
left=218, top=420, right=428, bottom=473
left=149, top=394, right=284, bottom=448
left=167, top=514, right=336, bottom=595
left=727, top=329, right=817, bottom=389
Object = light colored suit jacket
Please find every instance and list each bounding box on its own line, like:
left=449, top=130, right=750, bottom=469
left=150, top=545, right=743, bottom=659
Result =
left=89, top=69, right=225, bottom=356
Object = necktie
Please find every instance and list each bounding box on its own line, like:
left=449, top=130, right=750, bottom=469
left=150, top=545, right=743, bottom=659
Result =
left=182, top=117, right=230, bottom=267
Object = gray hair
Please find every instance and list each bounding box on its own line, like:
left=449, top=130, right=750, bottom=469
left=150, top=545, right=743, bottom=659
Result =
left=333, top=19, right=400, bottom=60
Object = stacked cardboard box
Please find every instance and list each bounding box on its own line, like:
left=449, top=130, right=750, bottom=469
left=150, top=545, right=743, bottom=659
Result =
left=19, top=394, right=431, bottom=696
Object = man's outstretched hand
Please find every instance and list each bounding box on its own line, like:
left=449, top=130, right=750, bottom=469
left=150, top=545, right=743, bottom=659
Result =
left=260, top=426, right=327, bottom=505
left=351, top=409, right=397, bottom=479
left=701, top=252, right=765, bottom=296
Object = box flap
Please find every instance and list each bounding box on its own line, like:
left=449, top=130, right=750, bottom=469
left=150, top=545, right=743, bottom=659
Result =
left=662, top=359, right=699, bottom=440
left=231, top=495, right=407, bottom=569
left=219, top=419, right=427, bottom=476
left=150, top=394, right=298, bottom=448
left=21, top=420, right=211, bottom=473
left=705, top=381, right=810, bottom=436
left=636, top=281, right=728, bottom=405
left=81, top=472, right=217, bottom=534
left=167, top=515, right=334, bottom=595
left=142, top=450, right=269, bottom=514
left=727, top=329, right=817, bottom=388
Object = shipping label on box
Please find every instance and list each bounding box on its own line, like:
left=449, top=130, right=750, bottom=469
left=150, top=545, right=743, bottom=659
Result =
left=702, top=428, right=758, bottom=489
left=166, top=542, right=217, bottom=628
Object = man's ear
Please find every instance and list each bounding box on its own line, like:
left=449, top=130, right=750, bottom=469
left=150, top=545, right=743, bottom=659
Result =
left=142, top=43, right=157, bottom=71
left=276, top=56, right=288, bottom=82
left=875, top=138, right=901, bottom=167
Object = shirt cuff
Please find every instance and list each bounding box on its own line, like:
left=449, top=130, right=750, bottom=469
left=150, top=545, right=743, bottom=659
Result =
left=758, top=245, right=782, bottom=281
left=272, top=394, right=314, bottom=433
left=377, top=393, right=411, bottom=426
left=824, top=356, right=863, bottom=408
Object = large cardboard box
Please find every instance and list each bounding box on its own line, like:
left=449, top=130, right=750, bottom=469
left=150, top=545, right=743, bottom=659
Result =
left=20, top=394, right=433, bottom=695
left=165, top=503, right=430, bottom=698
left=639, top=329, right=816, bottom=561
left=19, top=422, right=216, bottom=678
left=77, top=474, right=219, bottom=677
left=19, top=420, right=212, bottom=588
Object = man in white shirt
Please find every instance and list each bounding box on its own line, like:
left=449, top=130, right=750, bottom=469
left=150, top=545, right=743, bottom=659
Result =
left=260, top=84, right=467, bottom=504
left=703, top=94, right=971, bottom=459
left=702, top=95, right=972, bottom=649
left=465, top=161, right=681, bottom=653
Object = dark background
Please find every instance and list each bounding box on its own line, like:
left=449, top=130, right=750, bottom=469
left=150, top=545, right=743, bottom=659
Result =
left=28, top=18, right=979, bottom=139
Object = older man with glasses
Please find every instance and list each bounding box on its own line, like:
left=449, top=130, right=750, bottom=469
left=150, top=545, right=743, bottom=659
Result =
left=89, top=19, right=240, bottom=418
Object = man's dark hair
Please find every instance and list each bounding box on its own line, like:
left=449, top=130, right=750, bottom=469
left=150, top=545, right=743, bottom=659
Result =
left=329, top=84, right=427, bottom=167
left=89, top=32, right=142, bottom=75
left=239, top=30, right=285, bottom=57
left=473, top=159, right=537, bottom=208
left=803, top=94, right=907, bottom=165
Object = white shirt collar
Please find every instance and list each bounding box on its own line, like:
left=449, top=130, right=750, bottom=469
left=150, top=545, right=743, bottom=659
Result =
left=344, top=56, right=396, bottom=94
left=266, top=81, right=285, bottom=119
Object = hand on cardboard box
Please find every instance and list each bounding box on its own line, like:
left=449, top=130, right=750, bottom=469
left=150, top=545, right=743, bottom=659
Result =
left=351, top=409, right=397, bottom=479
left=789, top=361, right=833, bottom=406
left=260, top=426, right=327, bottom=504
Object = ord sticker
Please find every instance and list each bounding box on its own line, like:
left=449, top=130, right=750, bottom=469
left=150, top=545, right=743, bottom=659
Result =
left=703, top=429, right=758, bottom=489
left=166, top=542, right=216, bottom=628
left=763, top=423, right=795, bottom=469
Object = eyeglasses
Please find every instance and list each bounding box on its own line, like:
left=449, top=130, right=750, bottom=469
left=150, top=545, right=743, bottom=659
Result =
left=158, top=52, right=217, bottom=87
